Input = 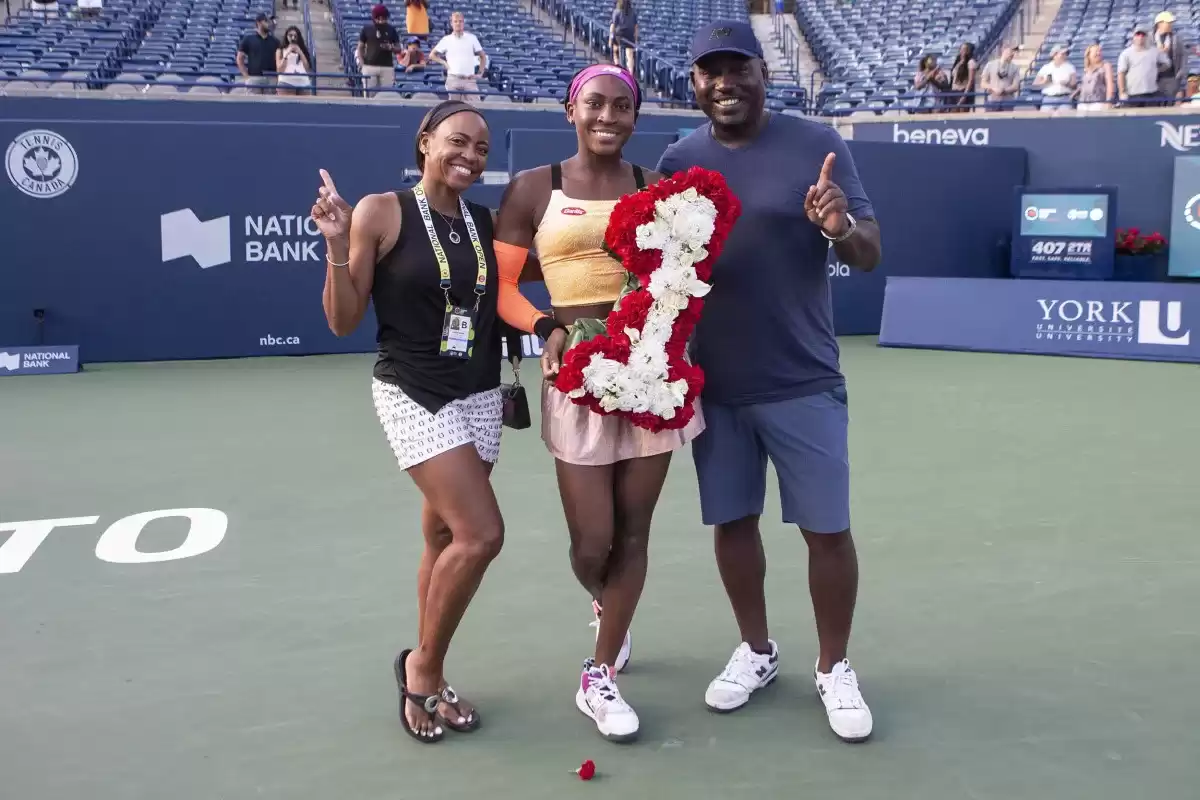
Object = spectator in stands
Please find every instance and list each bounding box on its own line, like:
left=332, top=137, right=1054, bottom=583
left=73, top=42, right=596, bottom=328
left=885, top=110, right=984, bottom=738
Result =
left=406, top=0, right=430, bottom=37
left=275, top=26, right=312, bottom=95
left=237, top=13, right=281, bottom=95
left=656, top=19, right=880, bottom=744
left=30, top=0, right=57, bottom=16
left=312, top=100, right=503, bottom=746
left=398, top=37, right=427, bottom=72
left=912, top=54, right=949, bottom=111
left=1118, top=24, right=1169, bottom=107
left=1153, top=11, right=1188, bottom=104
left=979, top=45, right=1021, bottom=111
left=357, top=4, right=401, bottom=97
left=609, top=0, right=638, bottom=74
left=494, top=63, right=693, bottom=746
left=1033, top=46, right=1077, bottom=112
left=1076, top=44, right=1114, bottom=112
left=430, top=12, right=487, bottom=101
left=949, top=43, right=978, bottom=111
left=78, top=0, right=102, bottom=18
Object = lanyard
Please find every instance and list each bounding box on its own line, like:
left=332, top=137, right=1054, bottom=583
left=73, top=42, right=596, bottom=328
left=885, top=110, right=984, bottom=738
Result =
left=413, top=182, right=488, bottom=310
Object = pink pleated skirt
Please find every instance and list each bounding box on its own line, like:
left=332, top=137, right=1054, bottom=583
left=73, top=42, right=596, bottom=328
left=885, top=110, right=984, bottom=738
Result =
left=541, top=381, right=706, bottom=466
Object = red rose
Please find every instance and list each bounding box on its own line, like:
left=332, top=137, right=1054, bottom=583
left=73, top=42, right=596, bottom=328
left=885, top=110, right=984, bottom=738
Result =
left=575, top=759, right=596, bottom=780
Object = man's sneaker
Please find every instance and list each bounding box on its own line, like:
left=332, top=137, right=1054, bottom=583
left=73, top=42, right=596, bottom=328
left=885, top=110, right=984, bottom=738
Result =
left=704, top=640, right=779, bottom=712
left=814, top=659, right=873, bottom=742
left=575, top=658, right=640, bottom=742
left=589, top=600, right=632, bottom=673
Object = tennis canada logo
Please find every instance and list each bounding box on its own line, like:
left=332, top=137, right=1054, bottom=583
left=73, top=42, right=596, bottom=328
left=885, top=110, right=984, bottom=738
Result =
left=5, top=129, right=79, bottom=199
left=1035, top=299, right=1191, bottom=346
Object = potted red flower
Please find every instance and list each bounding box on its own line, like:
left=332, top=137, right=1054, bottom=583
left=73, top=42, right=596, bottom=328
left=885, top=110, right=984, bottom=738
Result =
left=1113, top=227, right=1168, bottom=281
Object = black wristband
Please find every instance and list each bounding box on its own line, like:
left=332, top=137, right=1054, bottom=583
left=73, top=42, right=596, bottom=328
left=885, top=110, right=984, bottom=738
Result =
left=533, top=316, right=566, bottom=341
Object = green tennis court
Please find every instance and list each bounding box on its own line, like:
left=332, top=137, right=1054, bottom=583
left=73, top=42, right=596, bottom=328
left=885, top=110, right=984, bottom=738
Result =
left=2, top=337, right=1197, bottom=800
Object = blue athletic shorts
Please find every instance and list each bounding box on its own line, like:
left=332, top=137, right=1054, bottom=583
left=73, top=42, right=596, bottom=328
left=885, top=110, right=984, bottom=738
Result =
left=692, top=386, right=851, bottom=533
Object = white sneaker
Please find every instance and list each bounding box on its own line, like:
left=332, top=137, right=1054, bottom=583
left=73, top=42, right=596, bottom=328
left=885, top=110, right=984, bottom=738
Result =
left=704, top=640, right=779, bottom=712
left=814, top=659, right=873, bottom=742
left=589, top=600, right=632, bottom=673
left=575, top=658, right=640, bottom=742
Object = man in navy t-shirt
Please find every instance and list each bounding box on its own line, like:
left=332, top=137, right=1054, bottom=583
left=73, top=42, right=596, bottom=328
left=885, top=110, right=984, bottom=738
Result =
left=656, top=20, right=882, bottom=742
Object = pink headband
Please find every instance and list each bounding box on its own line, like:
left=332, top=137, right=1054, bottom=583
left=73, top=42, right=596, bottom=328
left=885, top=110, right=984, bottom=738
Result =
left=567, top=64, right=639, bottom=105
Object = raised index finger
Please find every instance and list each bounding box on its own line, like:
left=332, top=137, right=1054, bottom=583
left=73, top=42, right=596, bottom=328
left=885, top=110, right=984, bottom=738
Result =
left=319, top=168, right=339, bottom=196
left=819, top=152, right=836, bottom=184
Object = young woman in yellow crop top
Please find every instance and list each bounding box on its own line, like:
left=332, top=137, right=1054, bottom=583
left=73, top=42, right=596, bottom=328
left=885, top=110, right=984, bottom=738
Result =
left=492, top=64, right=705, bottom=744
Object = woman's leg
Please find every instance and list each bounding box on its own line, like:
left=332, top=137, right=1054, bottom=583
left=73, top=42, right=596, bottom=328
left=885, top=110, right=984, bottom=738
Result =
left=401, top=444, right=504, bottom=737
left=555, top=459, right=616, bottom=602
left=596, top=452, right=672, bottom=668
left=414, top=461, right=495, bottom=726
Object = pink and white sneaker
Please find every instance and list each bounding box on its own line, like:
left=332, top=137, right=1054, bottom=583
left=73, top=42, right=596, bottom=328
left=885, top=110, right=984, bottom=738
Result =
left=589, top=600, right=632, bottom=673
left=575, top=658, right=640, bottom=742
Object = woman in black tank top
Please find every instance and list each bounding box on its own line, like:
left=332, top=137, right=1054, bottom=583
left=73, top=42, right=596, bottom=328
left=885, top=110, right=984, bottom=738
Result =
left=310, top=100, right=503, bottom=745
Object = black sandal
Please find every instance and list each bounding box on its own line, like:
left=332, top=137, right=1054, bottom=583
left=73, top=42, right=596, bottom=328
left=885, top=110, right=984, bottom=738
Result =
left=393, top=649, right=445, bottom=744
left=436, top=684, right=481, bottom=733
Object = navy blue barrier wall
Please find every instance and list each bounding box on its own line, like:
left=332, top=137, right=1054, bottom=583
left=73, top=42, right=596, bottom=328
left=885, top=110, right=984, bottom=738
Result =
left=850, top=113, right=1200, bottom=242
left=1, top=98, right=1024, bottom=363
left=0, top=98, right=698, bottom=362
left=828, top=140, right=1027, bottom=332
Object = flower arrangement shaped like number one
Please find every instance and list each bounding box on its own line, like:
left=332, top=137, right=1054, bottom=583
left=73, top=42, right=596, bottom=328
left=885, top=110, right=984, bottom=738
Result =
left=554, top=167, right=742, bottom=433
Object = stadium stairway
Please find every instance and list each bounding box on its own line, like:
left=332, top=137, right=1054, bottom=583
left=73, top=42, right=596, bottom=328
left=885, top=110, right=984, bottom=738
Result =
left=781, top=13, right=823, bottom=95
left=282, top=0, right=342, bottom=90
left=523, top=0, right=605, bottom=65
left=1009, top=0, right=1062, bottom=75
left=751, top=13, right=800, bottom=84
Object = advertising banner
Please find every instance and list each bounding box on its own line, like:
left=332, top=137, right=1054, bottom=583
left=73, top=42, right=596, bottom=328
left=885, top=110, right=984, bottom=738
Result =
left=851, top=113, right=1200, bottom=246
left=879, top=276, right=1198, bottom=363
left=1168, top=155, right=1200, bottom=277
left=1010, top=187, right=1117, bottom=280
left=0, top=345, right=80, bottom=376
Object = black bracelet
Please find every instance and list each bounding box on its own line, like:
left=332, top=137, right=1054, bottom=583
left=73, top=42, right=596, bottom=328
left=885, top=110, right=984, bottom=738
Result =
left=533, top=316, right=567, bottom=341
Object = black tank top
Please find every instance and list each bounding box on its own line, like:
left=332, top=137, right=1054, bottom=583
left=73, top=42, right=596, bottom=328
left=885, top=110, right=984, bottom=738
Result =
left=372, top=189, right=502, bottom=414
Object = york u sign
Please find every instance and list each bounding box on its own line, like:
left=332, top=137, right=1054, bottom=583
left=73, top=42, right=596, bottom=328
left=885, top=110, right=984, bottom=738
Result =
left=0, top=507, right=227, bottom=574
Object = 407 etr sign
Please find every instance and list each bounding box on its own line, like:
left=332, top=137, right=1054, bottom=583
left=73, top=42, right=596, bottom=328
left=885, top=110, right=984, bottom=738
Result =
left=1029, top=240, right=1094, bottom=261
left=0, top=507, right=227, bottom=574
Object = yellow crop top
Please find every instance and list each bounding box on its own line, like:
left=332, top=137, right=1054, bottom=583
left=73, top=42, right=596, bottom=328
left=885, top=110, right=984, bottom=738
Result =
left=531, top=164, right=640, bottom=308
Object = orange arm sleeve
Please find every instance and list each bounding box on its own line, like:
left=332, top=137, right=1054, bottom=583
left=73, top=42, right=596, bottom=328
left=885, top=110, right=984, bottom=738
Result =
left=495, top=240, right=549, bottom=335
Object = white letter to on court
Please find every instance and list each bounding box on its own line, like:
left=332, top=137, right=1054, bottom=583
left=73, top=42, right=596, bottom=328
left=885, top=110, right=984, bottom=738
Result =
left=95, top=508, right=228, bottom=564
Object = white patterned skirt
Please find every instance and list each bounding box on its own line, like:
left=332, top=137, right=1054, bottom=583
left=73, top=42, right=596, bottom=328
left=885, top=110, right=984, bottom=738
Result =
left=371, top=379, right=503, bottom=471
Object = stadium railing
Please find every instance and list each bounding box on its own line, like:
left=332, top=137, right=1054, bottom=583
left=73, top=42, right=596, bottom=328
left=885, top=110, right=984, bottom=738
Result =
left=302, top=0, right=317, bottom=95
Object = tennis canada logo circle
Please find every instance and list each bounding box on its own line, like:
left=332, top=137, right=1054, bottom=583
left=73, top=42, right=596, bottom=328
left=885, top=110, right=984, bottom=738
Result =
left=5, top=129, right=79, bottom=199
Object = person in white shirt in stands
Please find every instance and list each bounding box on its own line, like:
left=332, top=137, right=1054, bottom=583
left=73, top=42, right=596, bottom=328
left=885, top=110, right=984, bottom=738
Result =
left=1033, top=45, right=1077, bottom=112
left=430, top=12, right=487, bottom=101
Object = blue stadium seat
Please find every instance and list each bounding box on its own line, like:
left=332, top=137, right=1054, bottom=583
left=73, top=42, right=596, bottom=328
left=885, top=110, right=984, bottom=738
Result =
left=0, top=0, right=273, bottom=93
left=796, top=0, right=1022, bottom=114
left=329, top=0, right=594, bottom=101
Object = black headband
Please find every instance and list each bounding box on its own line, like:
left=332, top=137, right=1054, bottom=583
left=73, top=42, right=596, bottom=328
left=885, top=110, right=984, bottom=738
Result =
left=415, top=100, right=484, bottom=170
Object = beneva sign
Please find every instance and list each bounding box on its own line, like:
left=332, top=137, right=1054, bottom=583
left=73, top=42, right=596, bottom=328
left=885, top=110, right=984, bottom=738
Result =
left=891, top=123, right=990, bottom=146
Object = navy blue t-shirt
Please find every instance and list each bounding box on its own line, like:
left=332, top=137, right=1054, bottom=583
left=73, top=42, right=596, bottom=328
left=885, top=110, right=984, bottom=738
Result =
left=656, top=113, right=874, bottom=405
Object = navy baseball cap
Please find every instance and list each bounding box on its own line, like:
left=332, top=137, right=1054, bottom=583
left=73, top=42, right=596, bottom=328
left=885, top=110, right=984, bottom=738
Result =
left=689, top=20, right=764, bottom=64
